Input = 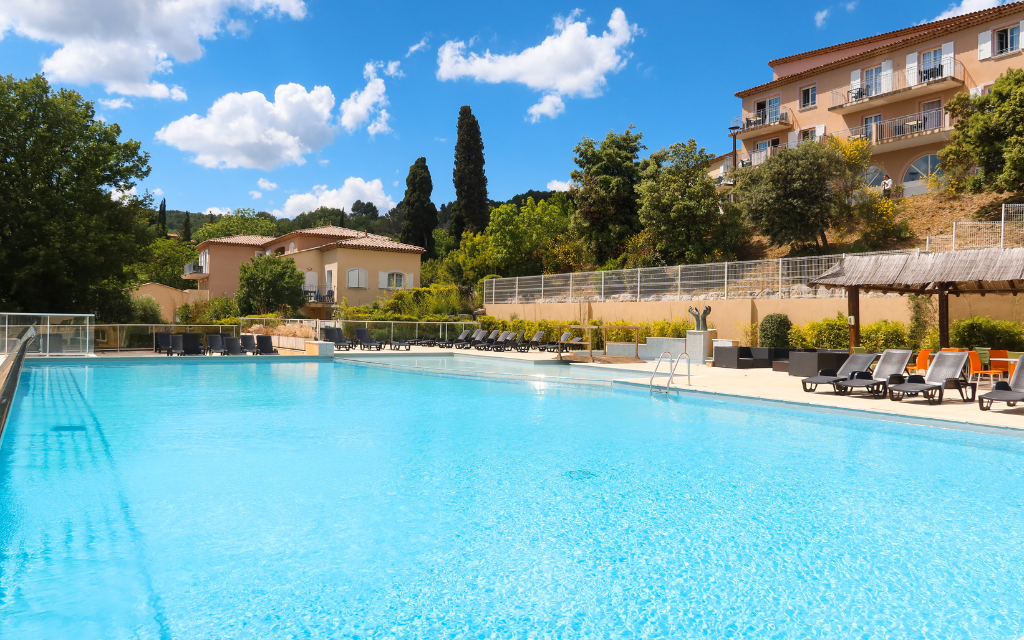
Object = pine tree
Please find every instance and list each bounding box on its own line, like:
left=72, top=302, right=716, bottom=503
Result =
left=452, top=105, right=488, bottom=238
left=399, top=157, right=437, bottom=259
left=182, top=211, right=192, bottom=242
left=157, top=198, right=167, bottom=236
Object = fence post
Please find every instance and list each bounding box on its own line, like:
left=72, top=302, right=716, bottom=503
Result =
left=540, top=274, right=545, bottom=301
left=636, top=269, right=641, bottom=301
left=952, top=222, right=957, bottom=250
left=390, top=322, right=394, bottom=343
left=1001, top=207, right=1006, bottom=249
left=569, top=272, right=574, bottom=303
left=515, top=277, right=519, bottom=304
left=677, top=265, right=682, bottom=300
left=778, top=258, right=783, bottom=299
left=723, top=262, right=729, bottom=299
left=601, top=271, right=605, bottom=301
left=926, top=236, right=930, bottom=252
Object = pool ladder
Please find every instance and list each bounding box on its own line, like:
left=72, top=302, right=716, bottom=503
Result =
left=650, top=351, right=690, bottom=394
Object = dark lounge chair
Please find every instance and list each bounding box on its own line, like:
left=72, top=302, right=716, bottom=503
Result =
left=458, top=329, right=484, bottom=349
left=834, top=349, right=912, bottom=397
left=888, top=350, right=973, bottom=404
left=324, top=327, right=353, bottom=351
left=224, top=336, right=243, bottom=355
left=255, top=334, right=279, bottom=355
left=519, top=331, right=545, bottom=353
left=801, top=352, right=877, bottom=392
left=490, top=331, right=514, bottom=352
left=355, top=328, right=383, bottom=351
left=473, top=330, right=499, bottom=349
left=206, top=334, right=228, bottom=356
left=979, top=356, right=1024, bottom=411
left=240, top=334, right=258, bottom=355
left=182, top=332, right=204, bottom=356
left=167, top=334, right=184, bottom=356
left=156, top=331, right=173, bottom=354
left=477, top=330, right=507, bottom=351
left=539, top=332, right=571, bottom=353
left=440, top=330, right=470, bottom=349
left=389, top=336, right=412, bottom=350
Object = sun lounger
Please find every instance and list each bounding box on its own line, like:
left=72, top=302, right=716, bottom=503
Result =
left=473, top=330, right=498, bottom=349
left=477, top=330, right=507, bottom=351
left=834, top=349, right=912, bottom=397
left=801, top=352, right=878, bottom=392
left=206, top=334, right=228, bottom=356
left=518, top=331, right=544, bottom=353
left=490, top=331, right=514, bottom=352
left=240, top=334, right=258, bottom=355
left=389, top=337, right=411, bottom=350
left=439, top=330, right=470, bottom=349
left=355, top=328, right=383, bottom=351
left=979, top=356, right=1024, bottom=411
left=182, top=333, right=204, bottom=356
left=324, top=327, right=353, bottom=351
left=496, top=331, right=522, bottom=353
left=888, top=350, right=973, bottom=404
left=539, top=332, right=571, bottom=352
left=255, top=334, right=279, bottom=355
left=167, top=333, right=184, bottom=356
left=224, top=336, right=243, bottom=355
left=455, top=329, right=481, bottom=349
left=156, top=331, right=173, bottom=353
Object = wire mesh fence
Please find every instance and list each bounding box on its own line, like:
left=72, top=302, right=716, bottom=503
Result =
left=483, top=250, right=915, bottom=305
left=925, top=205, right=1024, bottom=252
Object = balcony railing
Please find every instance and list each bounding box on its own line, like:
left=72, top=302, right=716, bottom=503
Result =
left=729, top=106, right=793, bottom=131
left=183, top=261, right=206, bottom=276
left=739, top=138, right=824, bottom=168
left=830, top=108, right=949, bottom=145
left=829, top=58, right=964, bottom=108
left=301, top=284, right=337, bottom=304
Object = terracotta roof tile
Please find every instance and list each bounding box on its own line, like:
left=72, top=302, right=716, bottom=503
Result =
left=329, top=233, right=425, bottom=254
left=196, top=234, right=276, bottom=249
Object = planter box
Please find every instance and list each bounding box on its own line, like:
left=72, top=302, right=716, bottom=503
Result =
left=606, top=336, right=687, bottom=361
left=686, top=330, right=716, bottom=366
left=788, top=349, right=850, bottom=377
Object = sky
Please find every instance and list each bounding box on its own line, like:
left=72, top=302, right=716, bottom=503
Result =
left=0, top=0, right=1007, bottom=217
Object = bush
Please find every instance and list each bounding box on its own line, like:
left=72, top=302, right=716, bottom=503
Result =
left=175, top=295, right=239, bottom=324
left=474, top=316, right=694, bottom=347
left=737, top=322, right=758, bottom=347
left=236, top=255, right=306, bottom=316
left=759, top=314, right=792, bottom=348
left=860, top=319, right=909, bottom=352
left=790, top=314, right=849, bottom=349
left=131, top=295, right=164, bottom=323
left=950, top=316, right=1024, bottom=350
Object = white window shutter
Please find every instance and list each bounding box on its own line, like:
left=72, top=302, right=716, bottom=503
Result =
left=405, top=273, right=414, bottom=289
left=347, top=269, right=357, bottom=288
left=880, top=60, right=893, bottom=93
left=787, top=131, right=798, bottom=146
left=941, top=41, right=954, bottom=77
left=359, top=269, right=368, bottom=289
left=815, top=124, right=826, bottom=140
left=970, top=87, right=982, bottom=98
left=378, top=271, right=387, bottom=288
left=979, top=31, right=992, bottom=60
left=905, top=53, right=919, bottom=87
left=850, top=69, right=861, bottom=92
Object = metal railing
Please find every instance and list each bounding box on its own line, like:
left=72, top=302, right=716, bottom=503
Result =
left=301, top=284, right=337, bottom=304
left=93, top=324, right=239, bottom=352
left=925, top=205, right=1024, bottom=251
left=483, top=250, right=916, bottom=305
left=1, top=313, right=93, bottom=356
left=729, top=106, right=792, bottom=131
left=829, top=59, right=964, bottom=108
left=183, top=261, right=206, bottom=276
left=326, top=320, right=481, bottom=344
left=876, top=108, right=947, bottom=141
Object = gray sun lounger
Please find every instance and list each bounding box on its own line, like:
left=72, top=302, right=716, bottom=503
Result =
left=206, top=334, right=227, bottom=356
left=167, top=333, right=184, bottom=356
left=156, top=331, right=173, bottom=353
left=801, top=352, right=877, bottom=392
left=888, top=350, right=973, bottom=404
left=835, top=349, right=912, bottom=397
left=477, top=330, right=507, bottom=351
left=979, top=355, right=1024, bottom=411
left=324, top=327, right=353, bottom=351
left=440, top=330, right=470, bottom=349
left=255, top=334, right=279, bottom=355
left=458, top=329, right=484, bottom=349
left=540, top=332, right=571, bottom=352
left=473, top=330, right=499, bottom=349
left=182, top=333, right=204, bottom=356
left=355, top=328, right=383, bottom=351
left=519, top=331, right=545, bottom=353
left=240, top=334, right=258, bottom=354
left=224, top=336, right=243, bottom=355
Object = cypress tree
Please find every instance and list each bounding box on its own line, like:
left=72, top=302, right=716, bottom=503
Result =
left=399, top=157, right=438, bottom=259
left=452, top=105, right=488, bottom=238
left=157, top=198, right=167, bottom=236
left=182, top=211, right=192, bottom=242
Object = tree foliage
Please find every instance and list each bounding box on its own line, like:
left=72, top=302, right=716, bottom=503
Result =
left=235, top=255, right=305, bottom=316
left=276, top=207, right=346, bottom=234
left=399, top=157, right=438, bottom=258
left=0, top=74, right=152, bottom=320
left=192, top=207, right=278, bottom=243
left=488, top=194, right=573, bottom=276
left=452, top=105, right=488, bottom=238
left=135, top=238, right=198, bottom=289
left=569, top=125, right=645, bottom=263
left=157, top=198, right=167, bottom=236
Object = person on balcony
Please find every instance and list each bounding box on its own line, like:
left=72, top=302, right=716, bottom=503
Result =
left=881, top=174, right=893, bottom=199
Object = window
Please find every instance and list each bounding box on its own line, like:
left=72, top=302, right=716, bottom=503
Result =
left=753, top=96, right=781, bottom=124
left=996, top=25, right=1020, bottom=55
left=346, top=268, right=368, bottom=289
left=754, top=138, right=780, bottom=152
left=198, top=249, right=209, bottom=270
left=904, top=155, right=942, bottom=183
left=922, top=100, right=943, bottom=130
left=864, top=114, right=881, bottom=139
left=864, top=166, right=885, bottom=188
left=800, top=128, right=816, bottom=143
left=800, top=85, right=816, bottom=108
left=287, top=242, right=296, bottom=254
left=326, top=269, right=334, bottom=289
left=864, top=65, right=883, bottom=96
left=387, top=272, right=404, bottom=289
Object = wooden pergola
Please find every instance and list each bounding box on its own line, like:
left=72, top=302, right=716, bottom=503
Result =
left=810, top=248, right=1024, bottom=349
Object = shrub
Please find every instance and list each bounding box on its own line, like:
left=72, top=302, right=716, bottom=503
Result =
left=131, top=295, right=164, bottom=323
left=474, top=316, right=694, bottom=347
left=791, top=314, right=849, bottom=349
left=860, top=319, right=909, bottom=352
left=759, top=314, right=792, bottom=348
left=737, top=321, right=758, bottom=347
left=951, top=316, right=1024, bottom=350
left=236, top=255, right=305, bottom=316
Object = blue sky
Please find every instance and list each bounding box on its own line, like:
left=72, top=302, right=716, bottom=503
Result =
left=0, top=0, right=996, bottom=216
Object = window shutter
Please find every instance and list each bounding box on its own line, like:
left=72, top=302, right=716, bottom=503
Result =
left=405, top=273, right=414, bottom=289
left=979, top=30, right=992, bottom=60
left=347, top=269, right=357, bottom=288
left=359, top=269, right=367, bottom=289
left=905, top=53, right=919, bottom=87
left=970, top=87, right=982, bottom=98
left=850, top=69, right=861, bottom=92
left=378, top=271, right=387, bottom=288
left=787, top=131, right=798, bottom=146
left=815, top=124, right=826, bottom=140
left=941, top=41, right=954, bottom=77
left=880, top=59, right=893, bottom=93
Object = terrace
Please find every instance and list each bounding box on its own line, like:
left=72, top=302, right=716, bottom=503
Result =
left=729, top=106, right=793, bottom=141
left=829, top=107, right=953, bottom=151
left=828, top=59, right=965, bottom=113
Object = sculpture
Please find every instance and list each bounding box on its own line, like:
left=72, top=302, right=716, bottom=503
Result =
left=688, top=305, right=712, bottom=331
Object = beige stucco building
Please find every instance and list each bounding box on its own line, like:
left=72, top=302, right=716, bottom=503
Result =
left=714, top=3, right=1024, bottom=194
left=183, top=226, right=425, bottom=319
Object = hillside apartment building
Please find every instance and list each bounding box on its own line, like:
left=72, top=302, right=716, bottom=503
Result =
left=182, top=226, right=425, bottom=319
left=710, top=3, right=1024, bottom=195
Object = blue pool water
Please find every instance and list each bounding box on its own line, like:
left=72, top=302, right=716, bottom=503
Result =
left=340, top=353, right=659, bottom=383
left=2, top=360, right=1024, bottom=639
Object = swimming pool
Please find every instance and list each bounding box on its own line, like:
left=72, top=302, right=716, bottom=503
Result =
left=2, top=360, right=1024, bottom=638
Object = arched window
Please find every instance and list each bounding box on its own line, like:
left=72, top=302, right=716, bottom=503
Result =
left=864, top=166, right=885, bottom=188
left=903, top=155, right=942, bottom=183
left=288, top=242, right=296, bottom=254
left=346, top=268, right=368, bottom=289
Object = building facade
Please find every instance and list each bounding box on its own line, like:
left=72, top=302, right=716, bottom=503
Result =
left=724, top=4, right=1024, bottom=195
left=183, top=226, right=425, bottom=319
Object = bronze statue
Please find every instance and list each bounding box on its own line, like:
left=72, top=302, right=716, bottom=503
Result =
left=688, top=305, right=711, bottom=331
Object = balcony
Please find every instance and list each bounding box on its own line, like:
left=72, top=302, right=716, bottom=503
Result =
left=829, top=59, right=964, bottom=113
left=730, top=106, right=793, bottom=141
left=830, top=107, right=952, bottom=152
left=182, top=261, right=207, bottom=279
left=301, top=284, right=337, bottom=305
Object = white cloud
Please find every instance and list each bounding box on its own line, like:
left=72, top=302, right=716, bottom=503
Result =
left=0, top=0, right=306, bottom=99
left=393, top=180, right=399, bottom=186
left=257, top=178, right=277, bottom=190
left=546, top=179, right=571, bottom=191
left=845, top=1, right=858, bottom=10
left=110, top=185, right=137, bottom=200
left=382, top=60, right=403, bottom=77
left=249, top=190, right=262, bottom=199
left=205, top=206, right=230, bottom=216
left=527, top=94, right=565, bottom=122
left=155, top=82, right=335, bottom=169
left=318, top=158, right=329, bottom=165
left=815, top=9, right=830, bottom=27
left=98, top=97, right=132, bottom=109
left=340, top=62, right=392, bottom=135
left=278, top=178, right=395, bottom=218
left=437, top=8, right=637, bottom=121
left=406, top=36, right=429, bottom=57
left=931, top=0, right=1003, bottom=20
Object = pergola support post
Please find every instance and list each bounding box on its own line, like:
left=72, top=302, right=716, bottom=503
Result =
left=938, top=283, right=950, bottom=348
left=847, top=285, right=860, bottom=350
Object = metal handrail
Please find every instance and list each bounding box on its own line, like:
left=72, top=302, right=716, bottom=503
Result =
left=651, top=351, right=673, bottom=393
left=668, top=353, right=691, bottom=388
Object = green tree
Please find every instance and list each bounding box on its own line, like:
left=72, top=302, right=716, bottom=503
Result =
left=941, top=69, right=1024, bottom=190
left=347, top=200, right=379, bottom=231
left=235, top=254, right=305, bottom=316
left=440, top=232, right=499, bottom=289
left=569, top=125, right=645, bottom=264
left=276, top=206, right=346, bottom=234
left=452, top=105, right=489, bottom=238
left=135, top=238, right=198, bottom=289
left=488, top=195, right=572, bottom=275
left=400, top=157, right=438, bottom=258
left=0, top=74, right=152, bottom=319
left=181, top=211, right=192, bottom=242
left=193, top=207, right=278, bottom=243
left=734, top=140, right=845, bottom=252
left=157, top=198, right=167, bottom=236
left=636, top=140, right=738, bottom=264
left=131, top=295, right=165, bottom=323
